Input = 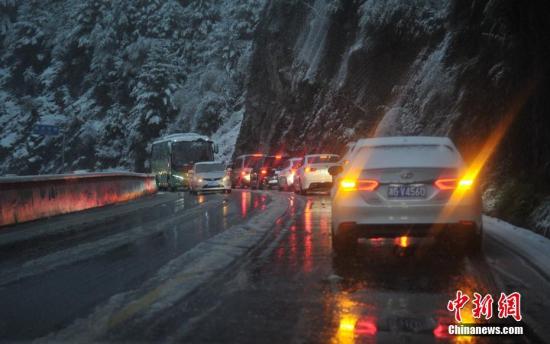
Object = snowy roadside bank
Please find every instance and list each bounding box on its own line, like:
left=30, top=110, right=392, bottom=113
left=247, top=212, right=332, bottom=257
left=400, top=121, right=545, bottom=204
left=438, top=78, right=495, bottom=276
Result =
left=484, top=215, right=550, bottom=281
left=40, top=191, right=291, bottom=342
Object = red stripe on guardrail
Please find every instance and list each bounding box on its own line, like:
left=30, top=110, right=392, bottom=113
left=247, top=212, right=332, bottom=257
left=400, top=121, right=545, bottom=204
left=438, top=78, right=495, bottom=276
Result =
left=0, top=173, right=157, bottom=227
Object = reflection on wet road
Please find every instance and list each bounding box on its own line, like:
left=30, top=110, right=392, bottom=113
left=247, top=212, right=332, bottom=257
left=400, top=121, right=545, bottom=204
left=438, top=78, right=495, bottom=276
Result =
left=175, top=194, right=532, bottom=344
left=0, top=191, right=542, bottom=343
left=0, top=191, right=269, bottom=341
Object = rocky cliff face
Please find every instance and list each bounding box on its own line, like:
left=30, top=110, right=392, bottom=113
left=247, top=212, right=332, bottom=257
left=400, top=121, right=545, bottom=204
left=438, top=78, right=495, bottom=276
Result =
left=236, top=0, right=550, bottom=234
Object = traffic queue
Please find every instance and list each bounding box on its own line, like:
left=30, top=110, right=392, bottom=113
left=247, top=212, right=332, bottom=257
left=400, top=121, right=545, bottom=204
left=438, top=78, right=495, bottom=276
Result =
left=184, top=153, right=342, bottom=195
left=151, top=133, right=483, bottom=256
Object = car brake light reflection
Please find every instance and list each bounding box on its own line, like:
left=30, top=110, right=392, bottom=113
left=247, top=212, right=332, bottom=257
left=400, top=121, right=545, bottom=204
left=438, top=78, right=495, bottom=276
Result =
left=434, top=178, right=457, bottom=190
left=355, top=317, right=377, bottom=336
left=340, top=179, right=356, bottom=189
left=435, top=178, right=473, bottom=190
left=340, top=179, right=379, bottom=191
left=395, top=236, right=409, bottom=248
left=458, top=179, right=473, bottom=188
left=433, top=324, right=450, bottom=338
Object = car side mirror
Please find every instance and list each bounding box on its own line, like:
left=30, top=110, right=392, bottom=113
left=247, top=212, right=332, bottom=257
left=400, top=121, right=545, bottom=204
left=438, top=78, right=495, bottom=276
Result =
left=328, top=165, right=343, bottom=176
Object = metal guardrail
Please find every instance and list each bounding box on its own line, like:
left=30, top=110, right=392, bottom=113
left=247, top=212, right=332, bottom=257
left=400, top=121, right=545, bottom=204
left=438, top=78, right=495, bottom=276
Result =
left=0, top=172, right=157, bottom=227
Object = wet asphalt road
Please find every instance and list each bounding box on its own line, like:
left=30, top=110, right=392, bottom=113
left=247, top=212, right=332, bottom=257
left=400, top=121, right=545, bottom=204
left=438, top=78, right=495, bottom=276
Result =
left=0, top=190, right=269, bottom=341
left=136, top=194, right=535, bottom=344
left=0, top=190, right=546, bottom=343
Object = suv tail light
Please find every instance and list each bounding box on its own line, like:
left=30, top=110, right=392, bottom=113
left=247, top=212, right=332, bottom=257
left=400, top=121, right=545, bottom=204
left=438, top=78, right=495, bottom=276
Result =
left=340, top=179, right=379, bottom=191
left=305, top=167, right=317, bottom=173
left=435, top=178, right=473, bottom=190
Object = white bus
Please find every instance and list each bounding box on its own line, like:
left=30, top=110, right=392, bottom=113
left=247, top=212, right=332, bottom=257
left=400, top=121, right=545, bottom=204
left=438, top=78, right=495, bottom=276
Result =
left=151, top=133, right=217, bottom=191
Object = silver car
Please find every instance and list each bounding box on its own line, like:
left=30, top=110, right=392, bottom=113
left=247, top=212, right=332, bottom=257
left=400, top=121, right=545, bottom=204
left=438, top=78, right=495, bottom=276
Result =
left=277, top=157, right=302, bottom=191
left=189, top=161, right=231, bottom=195
left=329, top=136, right=482, bottom=255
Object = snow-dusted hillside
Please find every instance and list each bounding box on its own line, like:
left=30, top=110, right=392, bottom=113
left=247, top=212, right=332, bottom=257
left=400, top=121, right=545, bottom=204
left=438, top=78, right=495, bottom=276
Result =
left=0, top=0, right=265, bottom=173
left=236, top=0, right=550, bottom=234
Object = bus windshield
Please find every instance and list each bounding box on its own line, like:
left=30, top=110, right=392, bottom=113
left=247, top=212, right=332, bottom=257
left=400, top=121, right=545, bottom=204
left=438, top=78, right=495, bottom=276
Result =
left=172, top=140, right=213, bottom=169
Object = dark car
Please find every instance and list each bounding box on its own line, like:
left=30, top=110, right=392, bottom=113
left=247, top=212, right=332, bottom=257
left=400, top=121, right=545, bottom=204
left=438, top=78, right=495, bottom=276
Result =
left=229, top=154, right=265, bottom=188
left=250, top=155, right=289, bottom=189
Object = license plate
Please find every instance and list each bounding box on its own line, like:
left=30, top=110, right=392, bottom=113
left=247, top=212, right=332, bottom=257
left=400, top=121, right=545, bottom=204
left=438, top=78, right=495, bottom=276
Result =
left=387, top=184, right=427, bottom=198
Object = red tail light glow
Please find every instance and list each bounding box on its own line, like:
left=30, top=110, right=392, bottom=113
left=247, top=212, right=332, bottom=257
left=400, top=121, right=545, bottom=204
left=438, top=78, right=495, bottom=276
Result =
left=435, top=178, right=473, bottom=190
left=340, top=179, right=379, bottom=191
left=355, top=318, right=377, bottom=336
left=433, top=324, right=450, bottom=338
left=435, top=178, right=457, bottom=190
left=261, top=169, right=267, bottom=175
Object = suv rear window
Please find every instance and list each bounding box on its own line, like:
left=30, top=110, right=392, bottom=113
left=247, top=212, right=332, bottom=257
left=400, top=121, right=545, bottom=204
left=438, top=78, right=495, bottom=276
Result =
left=243, top=156, right=263, bottom=168
left=307, top=155, right=340, bottom=164
left=262, top=157, right=287, bottom=169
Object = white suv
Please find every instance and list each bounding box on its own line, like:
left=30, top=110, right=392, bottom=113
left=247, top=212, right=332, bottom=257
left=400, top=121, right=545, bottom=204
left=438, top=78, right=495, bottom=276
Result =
left=293, top=154, right=340, bottom=194
left=329, top=137, right=482, bottom=255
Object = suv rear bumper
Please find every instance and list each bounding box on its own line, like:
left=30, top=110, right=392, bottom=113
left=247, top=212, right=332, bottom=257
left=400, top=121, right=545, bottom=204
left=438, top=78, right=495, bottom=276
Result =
left=303, top=175, right=332, bottom=190
left=333, top=222, right=480, bottom=239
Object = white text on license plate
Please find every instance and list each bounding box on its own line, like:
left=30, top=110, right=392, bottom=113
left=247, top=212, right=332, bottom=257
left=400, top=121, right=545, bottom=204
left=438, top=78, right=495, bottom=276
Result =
left=388, top=185, right=427, bottom=198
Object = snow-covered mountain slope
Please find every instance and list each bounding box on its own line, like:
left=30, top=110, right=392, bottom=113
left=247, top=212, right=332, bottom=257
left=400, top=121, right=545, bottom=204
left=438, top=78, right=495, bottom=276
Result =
left=1, top=0, right=549, bottom=235
left=0, top=0, right=264, bottom=173
left=235, top=0, right=550, bottom=235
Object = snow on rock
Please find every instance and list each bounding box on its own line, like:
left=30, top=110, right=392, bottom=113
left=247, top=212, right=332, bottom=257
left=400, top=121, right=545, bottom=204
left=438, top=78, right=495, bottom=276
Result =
left=0, top=0, right=266, bottom=174
left=484, top=215, right=550, bottom=279
left=530, top=200, right=550, bottom=238
left=237, top=0, right=550, bottom=234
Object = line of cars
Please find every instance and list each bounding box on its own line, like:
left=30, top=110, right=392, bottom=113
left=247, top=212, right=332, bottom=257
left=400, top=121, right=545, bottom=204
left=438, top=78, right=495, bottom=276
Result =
left=229, top=153, right=340, bottom=194
left=231, top=136, right=483, bottom=257
left=155, top=133, right=482, bottom=257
